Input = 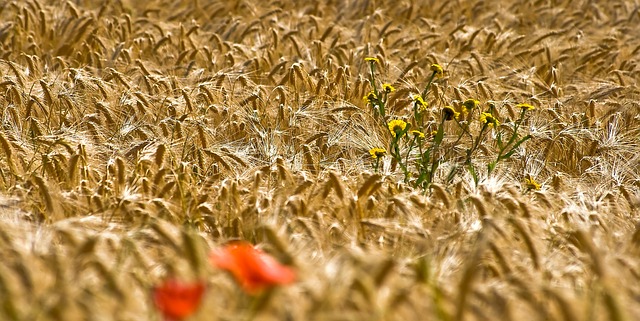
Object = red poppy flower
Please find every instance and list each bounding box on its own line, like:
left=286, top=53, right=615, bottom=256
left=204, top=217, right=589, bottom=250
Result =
left=210, top=241, right=296, bottom=294
left=152, top=278, right=205, bottom=321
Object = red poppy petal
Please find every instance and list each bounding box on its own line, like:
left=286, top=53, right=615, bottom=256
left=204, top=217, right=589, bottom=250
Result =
left=153, top=279, right=205, bottom=321
left=255, top=252, right=296, bottom=284
left=209, top=246, right=240, bottom=271
left=210, top=242, right=296, bottom=294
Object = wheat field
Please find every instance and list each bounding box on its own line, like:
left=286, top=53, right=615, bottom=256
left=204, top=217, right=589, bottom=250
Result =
left=0, top=0, right=639, bottom=320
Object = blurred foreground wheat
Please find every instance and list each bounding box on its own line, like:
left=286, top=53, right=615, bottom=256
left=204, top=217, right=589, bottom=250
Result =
left=0, top=0, right=639, bottom=320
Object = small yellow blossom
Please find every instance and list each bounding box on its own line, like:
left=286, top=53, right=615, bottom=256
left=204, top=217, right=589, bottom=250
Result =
left=413, top=95, right=428, bottom=111
left=410, top=130, right=425, bottom=138
left=479, top=112, right=500, bottom=127
left=430, top=130, right=438, bottom=137
left=442, top=106, right=460, bottom=121
left=363, top=91, right=377, bottom=104
left=382, top=83, right=395, bottom=93
left=516, top=103, right=535, bottom=111
left=388, top=119, right=407, bottom=138
left=369, top=148, right=387, bottom=159
left=462, top=99, right=480, bottom=113
left=524, top=175, right=541, bottom=190
left=430, top=64, right=444, bottom=77
left=365, top=57, right=380, bottom=64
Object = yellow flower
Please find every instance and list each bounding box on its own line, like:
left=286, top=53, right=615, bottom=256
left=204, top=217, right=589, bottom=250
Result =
left=516, top=103, right=535, bottom=111
left=363, top=91, right=377, bottom=104
left=462, top=99, right=480, bottom=113
left=479, top=112, right=500, bottom=127
left=410, top=130, right=425, bottom=138
left=524, top=175, right=541, bottom=190
left=388, top=119, right=407, bottom=138
left=369, top=148, right=387, bottom=159
left=430, top=130, right=438, bottom=138
left=382, top=83, right=395, bottom=93
left=442, top=106, right=460, bottom=121
left=430, top=64, right=444, bottom=77
left=365, top=57, right=380, bottom=64
left=413, top=95, right=428, bottom=111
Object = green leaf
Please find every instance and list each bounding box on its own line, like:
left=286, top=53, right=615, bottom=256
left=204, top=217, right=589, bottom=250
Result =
left=446, top=165, right=458, bottom=184
left=487, top=161, right=496, bottom=175
left=422, top=149, right=431, bottom=163
left=502, top=150, right=516, bottom=160
left=431, top=158, right=440, bottom=173
left=468, top=163, right=479, bottom=186
left=434, top=125, right=444, bottom=145
left=416, top=171, right=428, bottom=185
left=500, top=135, right=531, bottom=160
left=512, top=134, right=532, bottom=149
left=400, top=123, right=411, bottom=138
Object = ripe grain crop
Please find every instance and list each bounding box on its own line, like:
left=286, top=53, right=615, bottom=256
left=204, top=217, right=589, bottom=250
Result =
left=0, top=0, right=640, bottom=320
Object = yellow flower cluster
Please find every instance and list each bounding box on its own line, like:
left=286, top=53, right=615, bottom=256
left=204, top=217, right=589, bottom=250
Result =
left=365, top=57, right=380, bottom=64
left=388, top=119, right=407, bottom=138
left=479, top=112, right=500, bottom=127
left=363, top=91, right=377, bottom=104
left=442, top=106, right=460, bottom=121
left=413, top=95, right=428, bottom=111
left=410, top=130, right=425, bottom=138
left=524, top=175, right=541, bottom=190
left=516, top=103, right=535, bottom=111
left=369, top=147, right=387, bottom=159
left=430, top=63, right=444, bottom=77
left=382, top=83, right=395, bottom=93
left=462, top=99, right=480, bottom=113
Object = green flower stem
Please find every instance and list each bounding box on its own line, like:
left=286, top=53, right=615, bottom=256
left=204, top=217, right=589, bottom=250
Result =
left=381, top=90, right=389, bottom=118
left=490, top=108, right=530, bottom=176
left=424, top=118, right=447, bottom=186
left=397, top=145, right=409, bottom=182
left=414, top=102, right=425, bottom=129
left=473, top=108, right=532, bottom=177
left=442, top=123, right=468, bottom=160
left=417, top=139, right=425, bottom=173
left=504, top=108, right=527, bottom=148
left=421, top=71, right=437, bottom=99
left=455, top=119, right=473, bottom=139
left=368, top=61, right=385, bottom=118
left=389, top=137, right=409, bottom=182
left=412, top=102, right=419, bottom=128
left=441, top=121, right=472, bottom=185
left=465, top=124, right=488, bottom=165
left=405, top=136, right=417, bottom=171
left=404, top=136, right=420, bottom=182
